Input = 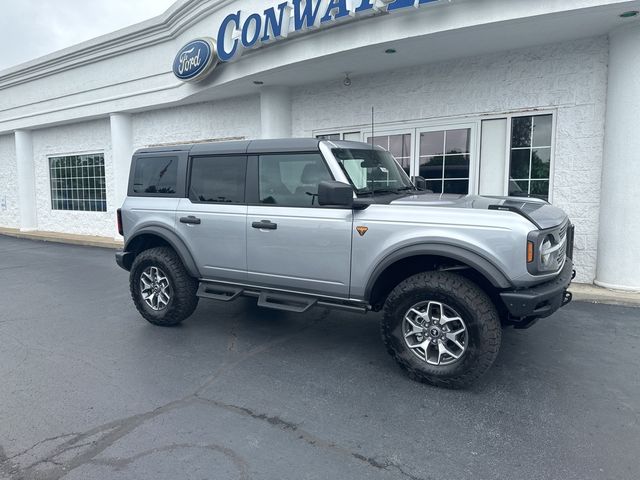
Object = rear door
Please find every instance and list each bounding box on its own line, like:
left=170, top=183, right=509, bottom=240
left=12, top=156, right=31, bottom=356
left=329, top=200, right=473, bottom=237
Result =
left=176, top=155, right=248, bottom=282
left=246, top=152, right=353, bottom=297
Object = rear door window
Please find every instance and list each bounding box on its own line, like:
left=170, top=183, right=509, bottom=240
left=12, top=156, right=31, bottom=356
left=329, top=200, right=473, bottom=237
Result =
left=132, top=156, right=179, bottom=195
left=189, top=156, right=247, bottom=203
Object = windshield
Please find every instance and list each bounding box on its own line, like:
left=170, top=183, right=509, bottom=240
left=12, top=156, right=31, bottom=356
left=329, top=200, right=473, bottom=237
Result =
left=332, top=148, right=414, bottom=195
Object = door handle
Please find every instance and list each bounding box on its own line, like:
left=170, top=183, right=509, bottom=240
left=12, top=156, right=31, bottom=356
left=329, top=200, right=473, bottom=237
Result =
left=180, top=216, right=201, bottom=225
left=252, top=220, right=277, bottom=230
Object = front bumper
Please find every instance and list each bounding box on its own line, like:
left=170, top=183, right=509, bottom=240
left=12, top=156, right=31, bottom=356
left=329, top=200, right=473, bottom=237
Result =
left=115, top=250, right=134, bottom=271
left=500, top=259, right=574, bottom=328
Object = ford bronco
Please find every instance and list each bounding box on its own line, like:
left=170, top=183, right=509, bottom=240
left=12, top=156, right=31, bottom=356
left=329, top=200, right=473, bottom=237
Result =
left=115, top=138, right=574, bottom=388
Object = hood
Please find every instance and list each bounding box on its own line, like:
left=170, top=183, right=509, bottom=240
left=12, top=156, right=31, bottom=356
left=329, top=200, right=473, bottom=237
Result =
left=390, top=193, right=567, bottom=230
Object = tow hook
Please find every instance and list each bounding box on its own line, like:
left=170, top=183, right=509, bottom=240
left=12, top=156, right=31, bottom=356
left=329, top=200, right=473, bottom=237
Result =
left=562, top=290, right=573, bottom=307
left=571, top=270, right=576, bottom=280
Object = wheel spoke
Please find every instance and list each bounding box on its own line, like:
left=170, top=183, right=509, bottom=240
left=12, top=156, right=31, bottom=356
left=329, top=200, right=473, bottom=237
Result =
left=445, top=328, right=465, bottom=341
left=426, top=302, right=443, bottom=323
left=404, top=315, right=424, bottom=337
left=440, top=313, right=462, bottom=325
left=437, top=341, right=460, bottom=363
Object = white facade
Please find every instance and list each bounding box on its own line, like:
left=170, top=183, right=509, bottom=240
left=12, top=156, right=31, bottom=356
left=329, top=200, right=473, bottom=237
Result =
left=0, top=0, right=639, bottom=288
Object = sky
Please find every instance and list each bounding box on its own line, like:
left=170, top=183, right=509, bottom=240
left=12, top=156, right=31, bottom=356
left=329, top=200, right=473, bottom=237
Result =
left=0, top=0, right=178, bottom=71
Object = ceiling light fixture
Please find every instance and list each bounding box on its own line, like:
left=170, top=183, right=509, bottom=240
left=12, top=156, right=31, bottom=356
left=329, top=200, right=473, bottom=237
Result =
left=619, top=10, right=639, bottom=18
left=343, top=73, right=352, bottom=87
left=385, top=48, right=397, bottom=54
left=253, top=80, right=264, bottom=85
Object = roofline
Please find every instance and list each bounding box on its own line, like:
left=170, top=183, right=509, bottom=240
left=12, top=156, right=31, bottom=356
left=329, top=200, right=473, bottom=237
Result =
left=0, top=0, right=234, bottom=90
left=133, top=138, right=325, bottom=156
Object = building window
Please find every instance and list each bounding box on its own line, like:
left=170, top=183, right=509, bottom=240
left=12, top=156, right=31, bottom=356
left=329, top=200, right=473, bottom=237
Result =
left=418, top=128, right=471, bottom=194
left=316, top=131, right=361, bottom=142
left=508, top=114, right=553, bottom=200
left=49, top=154, right=106, bottom=212
left=316, top=133, right=341, bottom=140
left=367, top=133, right=412, bottom=175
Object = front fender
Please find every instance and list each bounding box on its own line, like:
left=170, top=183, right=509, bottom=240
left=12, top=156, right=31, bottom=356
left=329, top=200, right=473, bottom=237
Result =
left=363, top=243, right=513, bottom=302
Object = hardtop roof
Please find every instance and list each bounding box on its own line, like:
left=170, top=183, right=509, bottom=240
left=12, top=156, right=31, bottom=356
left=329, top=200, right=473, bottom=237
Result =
left=133, top=138, right=383, bottom=156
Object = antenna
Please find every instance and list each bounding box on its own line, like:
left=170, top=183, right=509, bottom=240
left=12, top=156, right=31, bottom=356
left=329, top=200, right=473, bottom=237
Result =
left=371, top=106, right=374, bottom=150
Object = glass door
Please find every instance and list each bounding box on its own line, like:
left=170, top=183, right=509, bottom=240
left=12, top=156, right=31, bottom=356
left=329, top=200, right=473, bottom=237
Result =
left=415, top=124, right=476, bottom=195
left=365, top=132, right=413, bottom=176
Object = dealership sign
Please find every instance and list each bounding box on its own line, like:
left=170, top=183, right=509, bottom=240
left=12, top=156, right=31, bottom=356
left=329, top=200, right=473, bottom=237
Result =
left=173, top=0, right=441, bottom=81
left=173, top=38, right=219, bottom=82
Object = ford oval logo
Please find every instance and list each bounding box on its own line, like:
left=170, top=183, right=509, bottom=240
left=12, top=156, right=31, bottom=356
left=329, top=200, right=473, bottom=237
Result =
left=173, top=38, right=218, bottom=82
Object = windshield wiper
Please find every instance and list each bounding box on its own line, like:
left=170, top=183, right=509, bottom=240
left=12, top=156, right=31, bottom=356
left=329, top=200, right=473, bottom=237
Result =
left=356, top=186, right=415, bottom=196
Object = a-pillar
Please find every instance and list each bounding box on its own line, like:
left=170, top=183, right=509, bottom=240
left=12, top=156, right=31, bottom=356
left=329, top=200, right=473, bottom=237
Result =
left=259, top=86, right=292, bottom=139
left=595, top=24, right=640, bottom=291
left=14, top=130, right=37, bottom=231
left=110, top=113, right=133, bottom=238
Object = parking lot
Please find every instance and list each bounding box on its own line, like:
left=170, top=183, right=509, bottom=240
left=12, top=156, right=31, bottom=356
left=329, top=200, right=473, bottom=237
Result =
left=0, top=235, right=639, bottom=480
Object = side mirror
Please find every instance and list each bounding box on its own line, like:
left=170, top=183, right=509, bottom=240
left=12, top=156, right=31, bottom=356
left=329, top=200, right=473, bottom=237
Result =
left=318, top=181, right=354, bottom=207
left=412, top=176, right=427, bottom=191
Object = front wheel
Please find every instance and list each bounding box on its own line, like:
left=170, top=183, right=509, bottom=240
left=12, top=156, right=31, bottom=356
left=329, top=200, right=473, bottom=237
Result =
left=381, top=271, right=501, bottom=388
left=129, top=247, right=199, bottom=326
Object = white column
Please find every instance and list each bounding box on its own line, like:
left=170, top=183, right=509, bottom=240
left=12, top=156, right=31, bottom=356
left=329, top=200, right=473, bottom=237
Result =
left=110, top=113, right=133, bottom=231
left=595, top=24, right=640, bottom=291
left=14, top=130, right=37, bottom=231
left=259, top=86, right=292, bottom=139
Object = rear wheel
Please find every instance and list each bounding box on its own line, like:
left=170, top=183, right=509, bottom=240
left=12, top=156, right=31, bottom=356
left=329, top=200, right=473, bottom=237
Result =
left=381, top=271, right=501, bottom=388
left=130, top=247, right=198, bottom=326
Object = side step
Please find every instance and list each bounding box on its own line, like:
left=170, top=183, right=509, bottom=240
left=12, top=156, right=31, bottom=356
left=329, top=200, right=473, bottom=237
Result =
left=197, top=283, right=243, bottom=302
left=196, top=281, right=369, bottom=314
left=257, top=292, right=317, bottom=313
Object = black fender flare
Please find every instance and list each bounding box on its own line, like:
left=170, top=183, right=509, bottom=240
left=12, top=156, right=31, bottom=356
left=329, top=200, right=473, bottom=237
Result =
left=364, top=243, right=513, bottom=302
left=125, top=226, right=200, bottom=278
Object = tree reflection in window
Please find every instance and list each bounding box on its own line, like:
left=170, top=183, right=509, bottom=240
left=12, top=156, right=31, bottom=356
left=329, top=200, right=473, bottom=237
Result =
left=509, top=115, right=552, bottom=200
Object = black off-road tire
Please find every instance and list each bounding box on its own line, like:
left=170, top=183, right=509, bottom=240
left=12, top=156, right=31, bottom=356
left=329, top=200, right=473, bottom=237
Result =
left=130, top=246, right=199, bottom=326
left=381, top=271, right=501, bottom=389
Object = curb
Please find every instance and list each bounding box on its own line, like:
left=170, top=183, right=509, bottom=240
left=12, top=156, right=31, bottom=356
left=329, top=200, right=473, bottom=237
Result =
left=0, top=228, right=123, bottom=250
left=569, top=283, right=640, bottom=308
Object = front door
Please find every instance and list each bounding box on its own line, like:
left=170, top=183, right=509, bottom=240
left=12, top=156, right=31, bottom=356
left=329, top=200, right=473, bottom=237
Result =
left=176, top=155, right=248, bottom=282
left=246, top=152, right=353, bottom=297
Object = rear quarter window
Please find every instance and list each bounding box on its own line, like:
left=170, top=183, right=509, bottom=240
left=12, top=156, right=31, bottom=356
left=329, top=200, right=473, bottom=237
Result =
left=132, top=156, right=179, bottom=195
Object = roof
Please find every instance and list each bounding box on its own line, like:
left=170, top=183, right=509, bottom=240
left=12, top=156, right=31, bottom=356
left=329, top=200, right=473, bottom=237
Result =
left=134, top=138, right=385, bottom=156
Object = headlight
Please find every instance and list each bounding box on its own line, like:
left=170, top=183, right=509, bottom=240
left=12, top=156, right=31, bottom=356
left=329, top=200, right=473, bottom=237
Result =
left=527, top=227, right=567, bottom=275
left=540, top=235, right=558, bottom=270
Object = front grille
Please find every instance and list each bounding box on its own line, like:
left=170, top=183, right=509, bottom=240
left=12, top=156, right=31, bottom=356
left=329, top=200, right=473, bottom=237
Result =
left=554, top=220, right=571, bottom=270
left=559, top=221, right=568, bottom=240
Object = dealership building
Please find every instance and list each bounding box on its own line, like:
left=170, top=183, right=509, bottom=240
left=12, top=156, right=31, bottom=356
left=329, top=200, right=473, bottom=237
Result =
left=0, top=0, right=639, bottom=289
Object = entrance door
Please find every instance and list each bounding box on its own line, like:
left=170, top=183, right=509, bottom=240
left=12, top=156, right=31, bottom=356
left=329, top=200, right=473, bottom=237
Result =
left=415, top=124, right=476, bottom=195
left=176, top=155, right=248, bottom=282
left=246, top=153, right=353, bottom=297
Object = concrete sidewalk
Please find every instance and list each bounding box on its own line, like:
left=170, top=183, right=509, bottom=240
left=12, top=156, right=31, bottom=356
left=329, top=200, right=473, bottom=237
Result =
left=1, top=227, right=638, bottom=308
left=0, top=227, right=123, bottom=249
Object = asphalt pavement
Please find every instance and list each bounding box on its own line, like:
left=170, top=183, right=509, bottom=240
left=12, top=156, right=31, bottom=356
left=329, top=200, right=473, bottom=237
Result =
left=0, top=235, right=639, bottom=480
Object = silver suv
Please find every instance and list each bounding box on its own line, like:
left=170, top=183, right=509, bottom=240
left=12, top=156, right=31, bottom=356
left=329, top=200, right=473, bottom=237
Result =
left=115, top=139, right=574, bottom=388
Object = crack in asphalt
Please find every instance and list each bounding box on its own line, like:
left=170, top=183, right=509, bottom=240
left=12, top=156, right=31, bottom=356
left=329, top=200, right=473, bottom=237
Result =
left=90, top=443, right=249, bottom=478
left=193, top=396, right=429, bottom=480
